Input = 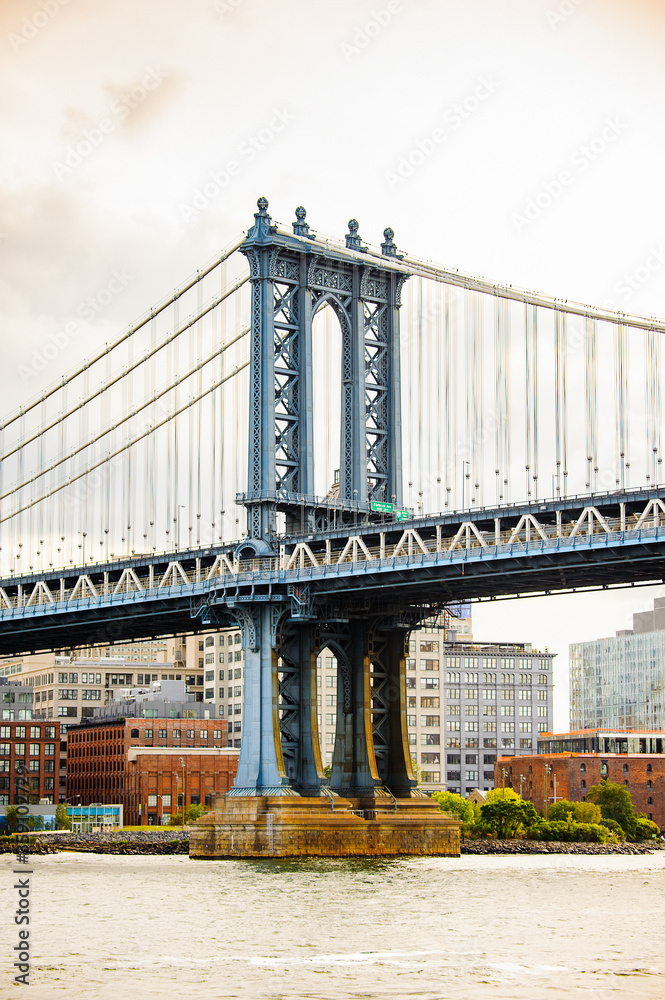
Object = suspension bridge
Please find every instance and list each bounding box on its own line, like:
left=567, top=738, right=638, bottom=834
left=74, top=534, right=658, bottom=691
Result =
left=2, top=198, right=665, bottom=834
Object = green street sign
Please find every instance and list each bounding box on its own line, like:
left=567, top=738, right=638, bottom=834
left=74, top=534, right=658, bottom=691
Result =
left=395, top=509, right=410, bottom=522
left=370, top=501, right=394, bottom=513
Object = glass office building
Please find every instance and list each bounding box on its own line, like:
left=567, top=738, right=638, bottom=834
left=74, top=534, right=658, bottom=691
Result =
left=570, top=629, right=665, bottom=731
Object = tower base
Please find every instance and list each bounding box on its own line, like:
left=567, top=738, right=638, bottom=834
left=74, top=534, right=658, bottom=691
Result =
left=189, top=794, right=460, bottom=858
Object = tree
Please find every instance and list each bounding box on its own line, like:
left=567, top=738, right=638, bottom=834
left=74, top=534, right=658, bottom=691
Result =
left=586, top=782, right=636, bottom=837
left=549, top=799, right=601, bottom=825
left=634, top=816, right=660, bottom=841
left=431, top=791, right=476, bottom=824
left=479, top=798, right=538, bottom=839
left=4, top=806, right=20, bottom=833
left=185, top=804, right=206, bottom=822
left=485, top=787, right=521, bottom=804
left=55, top=804, right=71, bottom=831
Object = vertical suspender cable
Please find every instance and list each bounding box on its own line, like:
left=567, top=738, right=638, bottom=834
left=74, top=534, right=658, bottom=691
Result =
left=525, top=304, right=535, bottom=498
left=614, top=322, right=629, bottom=488
left=219, top=262, right=226, bottom=541
left=646, top=328, right=660, bottom=486
left=442, top=285, right=454, bottom=510
left=495, top=298, right=501, bottom=503
left=210, top=296, right=217, bottom=546
left=653, top=333, right=663, bottom=483
left=503, top=300, right=511, bottom=504
left=435, top=282, right=442, bottom=511
left=554, top=310, right=564, bottom=497
left=585, top=317, right=598, bottom=492
left=104, top=354, right=111, bottom=561
left=464, top=289, right=472, bottom=509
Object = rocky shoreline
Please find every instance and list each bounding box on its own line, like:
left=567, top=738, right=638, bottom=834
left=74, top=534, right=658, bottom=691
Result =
left=1, top=830, right=190, bottom=855
left=460, top=838, right=664, bottom=855
left=1, top=830, right=663, bottom=857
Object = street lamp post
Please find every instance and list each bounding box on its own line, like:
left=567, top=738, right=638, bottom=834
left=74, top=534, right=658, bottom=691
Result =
left=179, top=756, right=186, bottom=825
left=519, top=774, right=527, bottom=799
left=501, top=767, right=508, bottom=796
left=544, top=764, right=552, bottom=819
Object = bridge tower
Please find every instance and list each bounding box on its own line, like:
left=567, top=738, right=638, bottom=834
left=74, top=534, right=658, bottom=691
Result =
left=192, top=199, right=459, bottom=856
left=226, top=200, right=413, bottom=796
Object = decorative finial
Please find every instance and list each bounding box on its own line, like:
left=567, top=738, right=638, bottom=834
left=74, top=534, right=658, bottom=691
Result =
left=292, top=205, right=311, bottom=237
left=246, top=196, right=276, bottom=241
left=346, top=218, right=365, bottom=251
left=381, top=227, right=401, bottom=257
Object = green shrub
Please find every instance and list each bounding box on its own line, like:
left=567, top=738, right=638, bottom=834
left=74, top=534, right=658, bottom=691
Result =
left=528, top=819, right=609, bottom=843
left=484, top=788, right=521, bottom=804
left=479, top=798, right=538, bottom=839
left=599, top=818, right=624, bottom=839
left=549, top=800, right=601, bottom=825
left=633, top=816, right=660, bottom=841
left=587, top=782, right=636, bottom=838
left=430, top=791, right=477, bottom=825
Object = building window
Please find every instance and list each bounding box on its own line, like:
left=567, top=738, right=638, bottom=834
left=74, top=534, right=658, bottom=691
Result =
left=421, top=734, right=440, bottom=745
left=148, top=795, right=157, bottom=806
left=173, top=730, right=180, bottom=739
left=465, top=770, right=478, bottom=782
left=187, top=730, right=195, bottom=739
left=421, top=771, right=440, bottom=783
left=158, top=729, right=167, bottom=739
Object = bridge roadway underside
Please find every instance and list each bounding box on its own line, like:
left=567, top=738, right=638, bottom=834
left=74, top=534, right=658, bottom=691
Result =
left=0, top=526, right=664, bottom=654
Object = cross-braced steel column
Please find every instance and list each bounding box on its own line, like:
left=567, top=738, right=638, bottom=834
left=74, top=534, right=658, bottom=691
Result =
left=233, top=200, right=412, bottom=801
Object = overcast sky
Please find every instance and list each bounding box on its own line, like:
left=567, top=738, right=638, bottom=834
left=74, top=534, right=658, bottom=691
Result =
left=2, top=0, right=665, bottom=728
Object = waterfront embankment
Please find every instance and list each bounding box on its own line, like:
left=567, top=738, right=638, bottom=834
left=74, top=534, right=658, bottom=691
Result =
left=1, top=830, right=663, bottom=856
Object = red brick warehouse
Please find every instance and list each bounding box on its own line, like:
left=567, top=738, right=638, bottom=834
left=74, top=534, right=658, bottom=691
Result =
left=496, top=753, right=665, bottom=829
left=67, top=717, right=238, bottom=824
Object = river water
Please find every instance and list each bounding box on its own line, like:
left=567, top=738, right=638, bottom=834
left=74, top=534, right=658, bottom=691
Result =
left=2, top=851, right=664, bottom=999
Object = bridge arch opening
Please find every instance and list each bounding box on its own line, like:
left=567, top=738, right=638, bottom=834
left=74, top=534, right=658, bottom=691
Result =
left=311, top=302, right=342, bottom=500
left=317, top=644, right=340, bottom=773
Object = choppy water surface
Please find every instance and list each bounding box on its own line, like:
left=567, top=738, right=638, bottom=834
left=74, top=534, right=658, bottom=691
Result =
left=2, top=851, right=664, bottom=999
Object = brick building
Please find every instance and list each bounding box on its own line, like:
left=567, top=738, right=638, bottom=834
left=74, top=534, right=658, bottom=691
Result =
left=0, top=719, right=61, bottom=805
left=495, top=751, right=665, bottom=830
left=66, top=717, right=237, bottom=824
left=126, top=748, right=239, bottom=825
